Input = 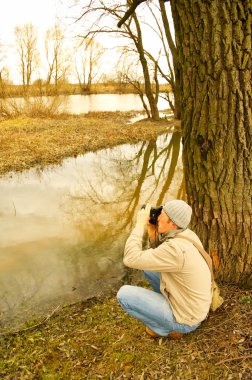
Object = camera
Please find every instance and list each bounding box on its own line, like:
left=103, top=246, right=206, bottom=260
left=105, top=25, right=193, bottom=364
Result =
left=141, top=204, right=163, bottom=225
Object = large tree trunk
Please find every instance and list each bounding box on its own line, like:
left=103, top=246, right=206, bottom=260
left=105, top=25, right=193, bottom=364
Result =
left=170, top=0, right=252, bottom=287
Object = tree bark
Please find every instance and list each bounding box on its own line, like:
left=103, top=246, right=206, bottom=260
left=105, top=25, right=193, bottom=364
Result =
left=171, top=0, right=252, bottom=287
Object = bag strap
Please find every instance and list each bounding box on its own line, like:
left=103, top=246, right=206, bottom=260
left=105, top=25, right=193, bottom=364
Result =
left=174, top=234, right=214, bottom=282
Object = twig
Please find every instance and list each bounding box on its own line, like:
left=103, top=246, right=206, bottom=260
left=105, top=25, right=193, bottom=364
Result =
left=216, top=355, right=252, bottom=365
left=0, top=305, right=60, bottom=336
left=112, top=334, right=125, bottom=345
left=196, top=316, right=236, bottom=337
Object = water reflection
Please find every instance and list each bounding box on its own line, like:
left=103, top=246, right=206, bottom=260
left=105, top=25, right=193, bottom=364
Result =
left=0, top=132, right=183, bottom=328
left=1, top=93, right=170, bottom=115
left=63, top=94, right=169, bottom=114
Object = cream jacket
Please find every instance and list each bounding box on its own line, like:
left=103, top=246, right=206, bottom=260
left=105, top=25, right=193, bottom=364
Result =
left=123, top=226, right=212, bottom=326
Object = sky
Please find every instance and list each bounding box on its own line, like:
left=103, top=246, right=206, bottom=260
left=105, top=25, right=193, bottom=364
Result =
left=0, top=0, right=174, bottom=84
left=0, top=0, right=70, bottom=83
left=0, top=0, right=59, bottom=38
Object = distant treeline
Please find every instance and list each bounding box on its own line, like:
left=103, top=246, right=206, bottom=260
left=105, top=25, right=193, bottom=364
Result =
left=0, top=82, right=171, bottom=99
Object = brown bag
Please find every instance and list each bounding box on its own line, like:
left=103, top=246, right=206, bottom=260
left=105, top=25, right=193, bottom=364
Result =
left=175, top=234, right=224, bottom=312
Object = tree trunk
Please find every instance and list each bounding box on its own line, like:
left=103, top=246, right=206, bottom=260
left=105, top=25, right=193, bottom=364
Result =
left=159, top=0, right=181, bottom=119
left=171, top=0, right=252, bottom=287
left=132, top=13, right=160, bottom=120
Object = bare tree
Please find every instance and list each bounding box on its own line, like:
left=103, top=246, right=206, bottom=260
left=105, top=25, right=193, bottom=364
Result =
left=14, top=23, right=39, bottom=92
left=45, top=24, right=71, bottom=91
left=115, top=2, right=177, bottom=115
left=130, top=9, right=160, bottom=119
left=74, top=36, right=105, bottom=92
left=144, top=1, right=180, bottom=118
left=0, top=40, right=10, bottom=97
left=75, top=0, right=161, bottom=119
left=117, top=1, right=180, bottom=117
left=158, top=0, right=180, bottom=119
left=116, top=50, right=153, bottom=116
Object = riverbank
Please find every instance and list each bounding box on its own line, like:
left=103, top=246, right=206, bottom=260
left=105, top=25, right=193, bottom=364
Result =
left=0, top=82, right=171, bottom=98
left=0, top=111, right=251, bottom=379
left=0, top=111, right=175, bottom=176
left=1, top=278, right=251, bottom=379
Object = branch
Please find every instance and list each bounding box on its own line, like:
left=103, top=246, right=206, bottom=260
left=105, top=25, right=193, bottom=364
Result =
left=216, top=355, right=252, bottom=366
left=117, top=0, right=146, bottom=28
left=0, top=306, right=60, bottom=336
left=159, top=0, right=176, bottom=58
left=117, top=0, right=170, bottom=28
left=144, top=49, right=171, bottom=84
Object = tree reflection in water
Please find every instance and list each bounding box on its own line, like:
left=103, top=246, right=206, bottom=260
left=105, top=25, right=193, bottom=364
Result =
left=65, top=131, right=183, bottom=258
left=0, top=131, right=184, bottom=328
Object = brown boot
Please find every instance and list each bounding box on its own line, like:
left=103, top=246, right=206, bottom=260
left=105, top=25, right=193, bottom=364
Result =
left=168, top=331, right=183, bottom=339
left=145, top=327, right=184, bottom=339
left=145, top=326, right=160, bottom=337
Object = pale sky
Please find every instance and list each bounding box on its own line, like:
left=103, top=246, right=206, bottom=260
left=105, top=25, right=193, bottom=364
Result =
left=0, top=0, right=69, bottom=83
left=0, top=1, right=174, bottom=84
left=0, top=0, right=59, bottom=41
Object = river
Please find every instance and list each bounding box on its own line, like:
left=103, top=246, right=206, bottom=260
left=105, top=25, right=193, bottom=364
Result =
left=2, top=93, right=171, bottom=114
left=61, top=93, right=169, bottom=113
left=0, top=97, right=180, bottom=330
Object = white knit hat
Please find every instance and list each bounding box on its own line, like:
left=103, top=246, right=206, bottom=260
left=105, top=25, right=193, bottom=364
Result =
left=162, top=200, right=192, bottom=229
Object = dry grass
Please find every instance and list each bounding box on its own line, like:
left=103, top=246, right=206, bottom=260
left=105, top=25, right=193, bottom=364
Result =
left=0, top=96, right=63, bottom=119
left=0, top=82, right=171, bottom=98
left=0, top=111, right=175, bottom=176
left=1, top=278, right=251, bottom=379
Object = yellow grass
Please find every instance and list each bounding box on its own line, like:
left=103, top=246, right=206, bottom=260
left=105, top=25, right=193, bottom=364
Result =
left=0, top=82, right=171, bottom=98
left=0, top=111, right=177, bottom=175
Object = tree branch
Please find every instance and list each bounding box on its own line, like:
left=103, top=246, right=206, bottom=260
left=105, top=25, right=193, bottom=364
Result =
left=117, top=0, right=169, bottom=28
left=216, top=355, right=252, bottom=366
left=0, top=306, right=60, bottom=336
left=117, top=0, right=146, bottom=28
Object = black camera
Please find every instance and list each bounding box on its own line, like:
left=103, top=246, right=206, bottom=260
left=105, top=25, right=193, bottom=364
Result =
left=141, top=204, right=163, bottom=225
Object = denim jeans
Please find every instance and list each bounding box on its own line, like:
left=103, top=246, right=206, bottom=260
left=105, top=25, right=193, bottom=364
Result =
left=117, top=271, right=200, bottom=336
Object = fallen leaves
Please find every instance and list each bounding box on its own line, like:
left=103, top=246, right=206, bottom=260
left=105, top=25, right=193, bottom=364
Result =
left=1, top=286, right=251, bottom=379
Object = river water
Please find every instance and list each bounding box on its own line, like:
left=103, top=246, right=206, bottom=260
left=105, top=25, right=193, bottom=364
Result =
left=61, top=93, right=169, bottom=113
left=2, top=93, right=170, bottom=114
left=0, top=101, right=180, bottom=329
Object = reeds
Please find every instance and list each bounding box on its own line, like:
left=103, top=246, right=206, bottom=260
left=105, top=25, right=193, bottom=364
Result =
left=0, top=96, right=65, bottom=119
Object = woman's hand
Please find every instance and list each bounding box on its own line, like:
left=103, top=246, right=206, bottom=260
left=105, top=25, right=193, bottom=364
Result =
left=136, top=203, right=151, bottom=228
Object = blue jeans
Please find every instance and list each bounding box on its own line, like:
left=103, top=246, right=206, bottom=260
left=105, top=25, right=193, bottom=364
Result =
left=117, top=271, right=200, bottom=336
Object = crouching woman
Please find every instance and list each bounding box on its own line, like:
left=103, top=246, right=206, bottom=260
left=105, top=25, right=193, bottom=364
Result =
left=117, top=200, right=212, bottom=338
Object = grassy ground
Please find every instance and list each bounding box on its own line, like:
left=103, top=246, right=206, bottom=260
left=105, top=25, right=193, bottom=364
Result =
left=0, top=111, right=175, bottom=176
left=1, top=277, right=251, bottom=380
left=0, top=111, right=251, bottom=379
